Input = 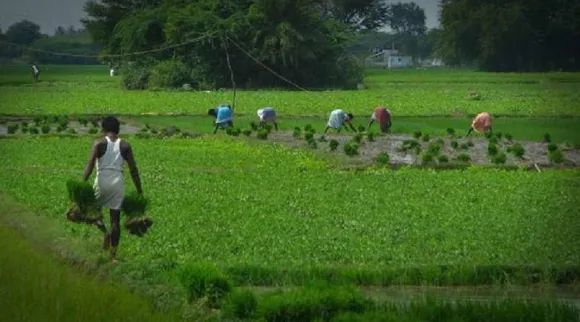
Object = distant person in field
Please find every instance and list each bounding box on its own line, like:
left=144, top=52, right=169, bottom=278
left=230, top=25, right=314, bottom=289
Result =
left=324, top=109, right=356, bottom=134
left=367, top=106, right=392, bottom=133
left=257, top=107, right=278, bottom=131
left=31, top=63, right=40, bottom=82
left=83, top=115, right=143, bottom=261
left=208, top=104, right=234, bottom=134
left=466, top=112, right=493, bottom=136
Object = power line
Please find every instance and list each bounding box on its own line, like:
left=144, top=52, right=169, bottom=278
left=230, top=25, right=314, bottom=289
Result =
left=0, top=33, right=216, bottom=59
left=225, top=35, right=310, bottom=92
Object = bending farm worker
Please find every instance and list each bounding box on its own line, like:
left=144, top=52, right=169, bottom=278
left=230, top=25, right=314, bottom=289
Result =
left=208, top=104, right=234, bottom=134
left=31, top=62, right=40, bottom=82
left=257, top=107, right=278, bottom=131
left=324, top=109, right=356, bottom=134
left=368, top=106, right=392, bottom=133
left=467, top=112, right=492, bottom=136
left=83, top=115, right=143, bottom=261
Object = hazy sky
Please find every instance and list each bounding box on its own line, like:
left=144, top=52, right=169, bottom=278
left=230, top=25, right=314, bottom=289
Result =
left=0, top=0, right=439, bottom=35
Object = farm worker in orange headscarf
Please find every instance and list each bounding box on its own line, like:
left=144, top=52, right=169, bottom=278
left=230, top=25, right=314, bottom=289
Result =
left=367, top=106, right=392, bottom=133
left=466, top=112, right=492, bottom=136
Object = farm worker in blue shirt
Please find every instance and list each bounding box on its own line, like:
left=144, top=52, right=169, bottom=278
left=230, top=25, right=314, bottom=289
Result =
left=324, top=109, right=356, bottom=134
left=257, top=107, right=278, bottom=131
left=208, top=104, right=234, bottom=134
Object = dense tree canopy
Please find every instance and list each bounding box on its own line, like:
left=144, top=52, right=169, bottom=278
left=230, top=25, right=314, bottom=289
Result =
left=82, top=0, right=394, bottom=89
left=439, top=0, right=580, bottom=71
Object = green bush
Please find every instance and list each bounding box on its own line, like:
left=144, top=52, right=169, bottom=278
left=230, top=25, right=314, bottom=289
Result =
left=178, top=263, right=233, bottom=308
left=549, top=150, right=564, bottom=164
left=7, top=124, right=18, bottom=134
left=148, top=60, right=191, bottom=89
left=375, top=152, right=389, bottom=165
left=547, top=143, right=558, bottom=152
left=487, top=143, right=498, bottom=156
left=438, top=155, right=449, bottom=163
left=258, top=286, right=371, bottom=322
left=41, top=124, right=51, bottom=134
left=343, top=141, right=359, bottom=156
left=493, top=152, right=507, bottom=164
left=122, top=64, right=150, bottom=90
left=413, top=131, right=422, bottom=139
left=457, top=153, right=471, bottom=163
left=257, top=129, right=268, bottom=140
left=224, top=290, right=258, bottom=320
left=510, top=143, right=525, bottom=158
left=329, top=139, right=339, bottom=151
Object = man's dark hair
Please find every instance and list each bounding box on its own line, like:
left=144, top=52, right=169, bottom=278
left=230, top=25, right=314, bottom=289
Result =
left=208, top=108, right=217, bottom=117
left=101, top=115, right=120, bottom=134
left=347, top=113, right=354, bottom=120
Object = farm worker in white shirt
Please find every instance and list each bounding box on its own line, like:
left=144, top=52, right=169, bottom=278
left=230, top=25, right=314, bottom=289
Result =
left=324, top=109, right=356, bottom=134
left=257, top=107, right=278, bottom=131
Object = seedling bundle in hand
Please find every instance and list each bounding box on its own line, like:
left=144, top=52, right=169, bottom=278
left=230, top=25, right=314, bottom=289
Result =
left=64, top=179, right=102, bottom=225
left=121, top=192, right=153, bottom=237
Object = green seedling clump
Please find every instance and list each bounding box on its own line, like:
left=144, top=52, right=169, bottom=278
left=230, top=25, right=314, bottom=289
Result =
left=547, top=143, right=558, bottom=152
left=257, top=129, right=268, bottom=140
left=78, top=117, right=89, bottom=127
left=549, top=150, right=564, bottom=164
left=329, top=139, right=339, bottom=151
left=488, top=136, right=498, bottom=144
left=343, top=141, right=359, bottom=156
left=178, top=263, right=233, bottom=308
left=487, top=143, right=498, bottom=156
left=428, top=142, right=441, bottom=155
left=493, top=152, right=507, bottom=164
left=510, top=143, right=525, bottom=158
left=352, top=134, right=362, bottom=144
left=505, top=133, right=513, bottom=141
left=293, top=127, right=302, bottom=138
left=223, top=290, right=258, bottom=320
left=366, top=132, right=376, bottom=142
left=66, top=180, right=97, bottom=210
left=450, top=140, right=459, bottom=149
left=318, top=135, right=327, bottom=142
left=422, top=134, right=431, bottom=142
left=242, top=129, right=252, bottom=137
left=438, top=154, right=449, bottom=163
left=67, top=128, right=77, bottom=134
left=446, top=128, right=455, bottom=136
left=33, top=116, right=42, bottom=126
left=7, top=124, right=19, bottom=134
left=41, top=124, right=51, bottom=134
left=357, top=125, right=366, bottom=133
left=250, top=122, right=259, bottom=131
left=56, top=124, right=65, bottom=133
left=308, top=140, right=317, bottom=149
left=21, top=121, right=28, bottom=127
left=88, top=128, right=98, bottom=134
left=495, top=132, right=503, bottom=140
left=304, top=132, right=314, bottom=142
left=22, top=126, right=29, bottom=133
left=543, top=133, right=551, bottom=143
left=460, top=143, right=470, bottom=150
left=467, top=140, right=474, bottom=147
left=421, top=152, right=434, bottom=164
left=264, top=124, right=273, bottom=133
left=121, top=192, right=148, bottom=217
left=304, top=124, right=314, bottom=133
left=413, top=131, right=422, bottom=139
left=375, top=152, right=390, bottom=165
left=29, top=127, right=39, bottom=134
left=457, top=153, right=471, bottom=163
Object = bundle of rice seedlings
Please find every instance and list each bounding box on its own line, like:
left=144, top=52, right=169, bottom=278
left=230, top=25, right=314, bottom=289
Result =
left=121, top=192, right=153, bottom=237
left=64, top=180, right=101, bottom=224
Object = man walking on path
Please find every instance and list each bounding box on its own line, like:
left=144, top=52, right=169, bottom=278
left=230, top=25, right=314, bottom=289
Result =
left=83, top=115, right=143, bottom=261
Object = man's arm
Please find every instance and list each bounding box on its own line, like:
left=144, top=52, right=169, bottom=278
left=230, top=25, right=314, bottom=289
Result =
left=123, top=143, right=143, bottom=194
left=367, top=119, right=375, bottom=131
left=347, top=121, right=356, bottom=132
left=83, top=143, right=99, bottom=181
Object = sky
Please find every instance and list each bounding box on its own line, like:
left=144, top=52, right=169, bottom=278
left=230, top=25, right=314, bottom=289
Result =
left=0, top=0, right=440, bottom=35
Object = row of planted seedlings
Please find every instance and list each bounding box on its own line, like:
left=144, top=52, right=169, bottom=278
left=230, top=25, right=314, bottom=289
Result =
left=3, top=115, right=107, bottom=135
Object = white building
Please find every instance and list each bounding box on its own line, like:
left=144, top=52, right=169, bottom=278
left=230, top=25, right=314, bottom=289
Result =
left=365, top=49, right=414, bottom=69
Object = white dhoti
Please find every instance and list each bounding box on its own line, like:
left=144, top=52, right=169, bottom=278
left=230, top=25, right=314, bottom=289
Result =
left=94, top=170, right=125, bottom=210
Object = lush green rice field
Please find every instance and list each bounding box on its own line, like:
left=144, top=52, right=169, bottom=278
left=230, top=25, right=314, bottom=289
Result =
left=1, top=136, right=579, bottom=286
left=1, top=65, right=580, bottom=116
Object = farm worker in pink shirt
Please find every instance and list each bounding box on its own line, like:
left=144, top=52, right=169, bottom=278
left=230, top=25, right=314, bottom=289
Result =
left=467, top=112, right=492, bottom=136
left=367, top=106, right=392, bottom=133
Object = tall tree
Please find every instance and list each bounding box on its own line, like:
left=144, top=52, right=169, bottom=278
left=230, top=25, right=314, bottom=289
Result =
left=384, top=2, right=426, bottom=59
left=320, top=0, right=389, bottom=31
left=5, top=20, right=42, bottom=45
